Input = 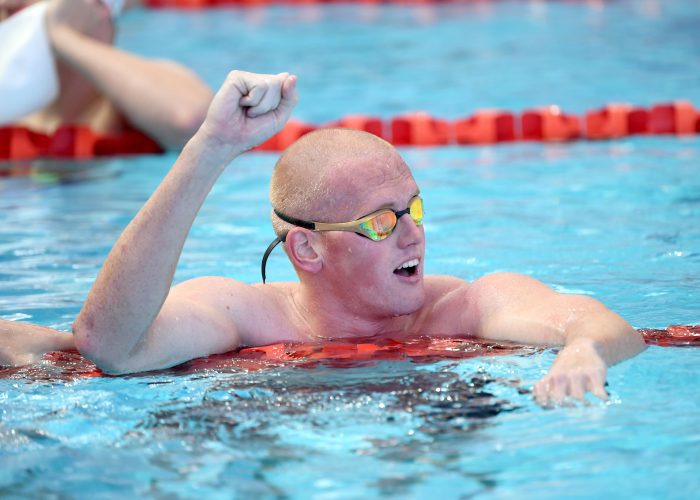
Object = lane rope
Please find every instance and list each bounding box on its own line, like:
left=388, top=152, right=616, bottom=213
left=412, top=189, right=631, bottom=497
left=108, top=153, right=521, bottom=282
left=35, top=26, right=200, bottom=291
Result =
left=1, top=101, right=697, bottom=161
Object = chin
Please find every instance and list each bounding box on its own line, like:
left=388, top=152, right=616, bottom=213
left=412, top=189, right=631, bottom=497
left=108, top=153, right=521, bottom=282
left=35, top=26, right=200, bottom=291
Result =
left=388, top=287, right=426, bottom=317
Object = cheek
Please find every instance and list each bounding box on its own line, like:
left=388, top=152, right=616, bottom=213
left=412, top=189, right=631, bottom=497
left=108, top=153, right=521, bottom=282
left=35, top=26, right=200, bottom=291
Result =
left=330, top=236, right=387, bottom=280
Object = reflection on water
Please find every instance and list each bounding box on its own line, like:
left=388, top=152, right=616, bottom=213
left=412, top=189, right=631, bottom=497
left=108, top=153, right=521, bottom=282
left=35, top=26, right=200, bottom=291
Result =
left=0, top=346, right=530, bottom=496
left=0, top=158, right=123, bottom=185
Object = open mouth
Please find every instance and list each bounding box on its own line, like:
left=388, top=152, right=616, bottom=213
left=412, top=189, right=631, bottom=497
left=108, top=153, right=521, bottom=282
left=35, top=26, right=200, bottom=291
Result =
left=394, top=258, right=419, bottom=277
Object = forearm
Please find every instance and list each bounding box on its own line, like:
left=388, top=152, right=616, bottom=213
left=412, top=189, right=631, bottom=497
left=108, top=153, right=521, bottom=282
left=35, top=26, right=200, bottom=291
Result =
left=562, top=305, right=646, bottom=366
left=74, top=134, right=239, bottom=366
left=471, top=274, right=647, bottom=366
left=51, top=27, right=213, bottom=148
left=0, top=319, right=75, bottom=366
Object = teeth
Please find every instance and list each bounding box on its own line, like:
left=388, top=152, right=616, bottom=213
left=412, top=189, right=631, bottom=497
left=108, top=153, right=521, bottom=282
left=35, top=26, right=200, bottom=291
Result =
left=396, top=259, right=419, bottom=270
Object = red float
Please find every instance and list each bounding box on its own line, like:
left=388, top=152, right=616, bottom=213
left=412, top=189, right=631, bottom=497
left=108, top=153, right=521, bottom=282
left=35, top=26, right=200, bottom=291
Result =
left=455, top=110, right=515, bottom=144
left=584, top=103, right=632, bottom=140
left=628, top=107, right=650, bottom=134
left=390, top=112, right=450, bottom=146
left=649, top=101, right=698, bottom=135
left=0, top=125, right=163, bottom=161
left=2, top=101, right=699, bottom=160
left=329, top=115, right=386, bottom=139
left=521, top=106, right=581, bottom=142
left=254, top=119, right=316, bottom=151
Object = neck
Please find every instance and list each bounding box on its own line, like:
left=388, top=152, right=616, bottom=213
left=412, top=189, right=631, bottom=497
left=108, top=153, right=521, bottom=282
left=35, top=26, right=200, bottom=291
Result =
left=292, top=282, right=411, bottom=342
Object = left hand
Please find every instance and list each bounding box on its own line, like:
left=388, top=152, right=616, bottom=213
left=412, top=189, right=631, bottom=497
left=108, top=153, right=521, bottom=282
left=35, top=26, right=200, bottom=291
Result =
left=533, top=338, right=609, bottom=406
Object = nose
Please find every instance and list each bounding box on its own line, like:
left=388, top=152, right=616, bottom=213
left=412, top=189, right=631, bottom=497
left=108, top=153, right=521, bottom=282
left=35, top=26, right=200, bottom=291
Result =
left=395, top=213, right=423, bottom=249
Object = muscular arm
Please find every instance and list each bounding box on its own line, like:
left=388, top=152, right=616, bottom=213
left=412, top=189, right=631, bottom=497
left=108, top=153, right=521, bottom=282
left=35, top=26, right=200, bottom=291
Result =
left=73, top=71, right=297, bottom=374
left=468, top=272, right=646, bottom=404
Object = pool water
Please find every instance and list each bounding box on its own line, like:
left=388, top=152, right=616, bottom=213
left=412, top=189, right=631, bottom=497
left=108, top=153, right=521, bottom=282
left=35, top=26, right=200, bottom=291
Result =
left=1, top=1, right=700, bottom=498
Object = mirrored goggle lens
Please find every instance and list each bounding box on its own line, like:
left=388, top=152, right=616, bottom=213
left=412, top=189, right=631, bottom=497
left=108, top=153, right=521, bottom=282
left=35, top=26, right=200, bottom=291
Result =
left=359, top=211, right=397, bottom=241
left=410, top=197, right=424, bottom=225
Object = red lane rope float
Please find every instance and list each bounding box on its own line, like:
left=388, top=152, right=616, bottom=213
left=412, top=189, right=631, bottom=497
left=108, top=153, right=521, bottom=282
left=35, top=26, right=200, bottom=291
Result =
left=254, top=100, right=700, bottom=151
left=1, top=101, right=696, bottom=161
left=0, top=124, right=163, bottom=164
left=9, top=324, right=693, bottom=380
left=636, top=325, right=700, bottom=348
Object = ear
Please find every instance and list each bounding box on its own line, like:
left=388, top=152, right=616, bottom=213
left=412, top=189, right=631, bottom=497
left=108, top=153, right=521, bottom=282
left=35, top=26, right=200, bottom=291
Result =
left=285, top=228, right=323, bottom=275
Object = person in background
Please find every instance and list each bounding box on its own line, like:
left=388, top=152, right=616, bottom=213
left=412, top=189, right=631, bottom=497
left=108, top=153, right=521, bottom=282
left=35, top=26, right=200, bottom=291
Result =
left=0, top=0, right=212, bottom=150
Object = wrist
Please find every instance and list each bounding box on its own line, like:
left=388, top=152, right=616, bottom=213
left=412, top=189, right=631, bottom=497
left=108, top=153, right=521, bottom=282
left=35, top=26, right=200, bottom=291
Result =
left=562, top=336, right=607, bottom=364
left=189, top=124, right=247, bottom=163
left=181, top=128, right=244, bottom=170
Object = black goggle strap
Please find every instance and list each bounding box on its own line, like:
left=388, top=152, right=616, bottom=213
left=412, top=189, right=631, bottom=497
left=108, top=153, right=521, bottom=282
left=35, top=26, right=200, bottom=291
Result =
left=261, top=235, right=285, bottom=284
left=273, top=209, right=316, bottom=230
left=262, top=209, right=316, bottom=284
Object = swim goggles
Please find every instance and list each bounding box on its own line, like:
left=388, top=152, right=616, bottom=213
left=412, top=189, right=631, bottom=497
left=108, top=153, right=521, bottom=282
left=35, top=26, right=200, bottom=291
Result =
left=261, top=195, right=424, bottom=283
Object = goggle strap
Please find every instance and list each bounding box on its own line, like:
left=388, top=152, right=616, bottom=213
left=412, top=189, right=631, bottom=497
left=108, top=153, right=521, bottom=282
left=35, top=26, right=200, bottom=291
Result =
left=273, top=209, right=316, bottom=230
left=261, top=236, right=285, bottom=284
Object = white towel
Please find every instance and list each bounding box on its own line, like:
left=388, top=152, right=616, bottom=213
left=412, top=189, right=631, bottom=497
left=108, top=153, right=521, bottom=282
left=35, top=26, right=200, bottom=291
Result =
left=0, top=2, right=59, bottom=125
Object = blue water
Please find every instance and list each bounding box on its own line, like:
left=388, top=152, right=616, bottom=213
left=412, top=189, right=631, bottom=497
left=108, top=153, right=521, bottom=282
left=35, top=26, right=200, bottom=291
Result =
left=1, top=1, right=700, bottom=498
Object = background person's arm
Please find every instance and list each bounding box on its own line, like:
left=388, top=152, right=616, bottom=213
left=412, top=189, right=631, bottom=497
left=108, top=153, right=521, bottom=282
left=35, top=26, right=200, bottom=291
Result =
left=468, top=272, right=647, bottom=405
left=45, top=0, right=213, bottom=149
left=73, top=71, right=298, bottom=374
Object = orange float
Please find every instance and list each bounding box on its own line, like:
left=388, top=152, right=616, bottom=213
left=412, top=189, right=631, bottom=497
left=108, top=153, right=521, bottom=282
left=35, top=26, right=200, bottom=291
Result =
left=329, top=115, right=386, bottom=140
left=253, top=119, right=316, bottom=151
left=584, top=103, right=633, bottom=140
left=2, top=101, right=699, bottom=160
left=521, top=106, right=581, bottom=142
left=390, top=112, right=450, bottom=146
left=455, top=110, right=515, bottom=144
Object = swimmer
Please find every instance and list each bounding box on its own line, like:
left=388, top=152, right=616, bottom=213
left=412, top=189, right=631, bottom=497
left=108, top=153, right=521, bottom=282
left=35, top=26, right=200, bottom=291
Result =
left=0, top=70, right=646, bottom=406
left=0, top=0, right=212, bottom=149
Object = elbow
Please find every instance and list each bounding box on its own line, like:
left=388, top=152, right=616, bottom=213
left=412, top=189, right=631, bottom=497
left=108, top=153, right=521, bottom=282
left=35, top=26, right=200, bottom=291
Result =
left=72, top=317, right=134, bottom=375
left=627, top=324, right=649, bottom=357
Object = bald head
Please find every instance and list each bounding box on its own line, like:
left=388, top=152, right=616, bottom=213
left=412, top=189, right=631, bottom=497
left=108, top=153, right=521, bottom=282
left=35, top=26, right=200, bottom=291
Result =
left=270, top=128, right=412, bottom=237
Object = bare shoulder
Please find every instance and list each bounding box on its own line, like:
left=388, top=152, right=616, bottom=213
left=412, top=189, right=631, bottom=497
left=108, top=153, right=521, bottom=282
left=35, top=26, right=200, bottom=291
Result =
left=424, top=274, right=470, bottom=299
left=471, top=272, right=551, bottom=289
left=469, top=272, right=556, bottom=311
left=416, top=275, right=475, bottom=335
left=170, top=277, right=301, bottom=346
left=418, top=273, right=556, bottom=337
